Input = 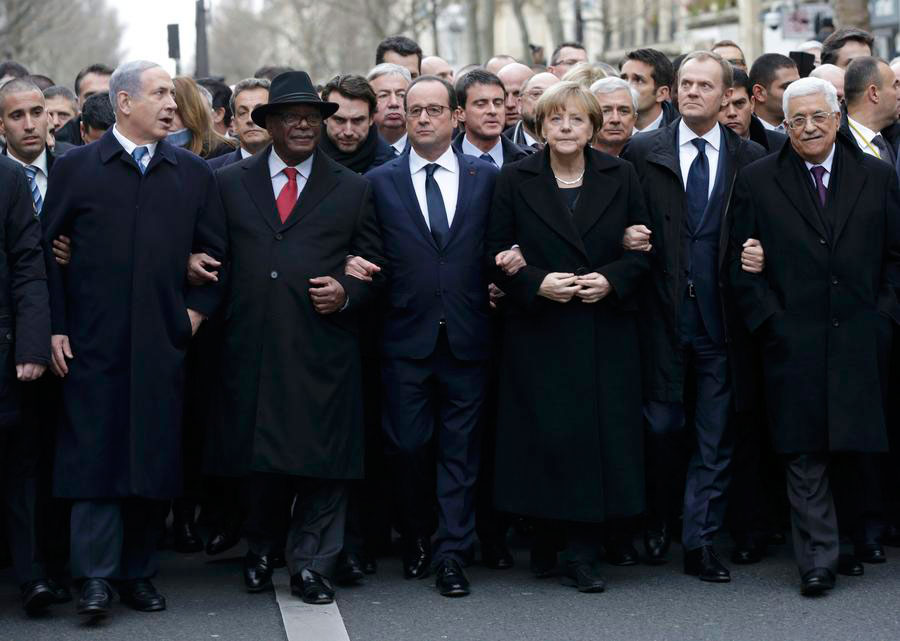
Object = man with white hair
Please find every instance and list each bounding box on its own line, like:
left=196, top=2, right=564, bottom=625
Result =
left=591, top=77, right=639, bottom=157
left=42, top=60, right=226, bottom=617
left=799, top=40, right=824, bottom=66
left=366, top=63, right=412, bottom=155
left=730, top=76, right=900, bottom=596
left=809, top=64, right=845, bottom=102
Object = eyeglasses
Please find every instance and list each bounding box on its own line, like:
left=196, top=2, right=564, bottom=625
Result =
left=785, top=111, right=835, bottom=130
left=278, top=112, right=322, bottom=128
left=554, top=58, right=583, bottom=67
left=407, top=104, right=450, bottom=119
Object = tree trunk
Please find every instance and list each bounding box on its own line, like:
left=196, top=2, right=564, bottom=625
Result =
left=480, top=0, right=496, bottom=60
left=544, top=0, right=565, bottom=48
left=511, top=0, right=531, bottom=61
left=465, top=0, right=481, bottom=63
left=834, top=0, right=870, bottom=31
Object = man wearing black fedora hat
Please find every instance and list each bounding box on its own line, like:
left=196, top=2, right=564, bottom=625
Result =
left=207, top=70, right=385, bottom=605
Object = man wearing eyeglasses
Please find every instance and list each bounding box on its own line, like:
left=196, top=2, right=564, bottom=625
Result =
left=363, top=74, right=499, bottom=598
left=212, top=71, right=385, bottom=605
left=729, top=77, right=900, bottom=596
left=711, top=40, right=747, bottom=72
left=549, top=41, right=588, bottom=78
left=503, top=72, right=559, bottom=148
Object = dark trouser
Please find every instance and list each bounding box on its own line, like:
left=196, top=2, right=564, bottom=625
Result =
left=244, top=473, right=347, bottom=577
left=70, top=498, right=166, bottom=581
left=784, top=453, right=839, bottom=576
left=0, top=422, right=42, bottom=585
left=832, top=454, right=885, bottom=547
left=381, top=327, right=486, bottom=565
left=644, top=297, right=733, bottom=550
left=562, top=522, right=603, bottom=565
left=475, top=343, right=510, bottom=550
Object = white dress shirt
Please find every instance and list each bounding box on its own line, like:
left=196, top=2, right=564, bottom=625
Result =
left=112, top=124, right=158, bottom=172
left=461, top=134, right=504, bottom=167
left=392, top=132, right=408, bottom=156
left=804, top=143, right=835, bottom=189
left=758, top=116, right=786, bottom=134
left=847, top=116, right=883, bottom=159
left=7, top=148, right=48, bottom=199
left=678, top=120, right=721, bottom=199
left=635, top=108, right=664, bottom=134
left=409, top=145, right=459, bottom=228
left=269, top=149, right=314, bottom=201
left=240, top=147, right=253, bottom=160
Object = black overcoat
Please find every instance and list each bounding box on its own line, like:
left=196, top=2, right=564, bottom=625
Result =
left=486, top=147, right=651, bottom=522
left=622, top=121, right=766, bottom=411
left=210, top=147, right=384, bottom=479
left=42, top=130, right=227, bottom=499
left=729, top=135, right=900, bottom=454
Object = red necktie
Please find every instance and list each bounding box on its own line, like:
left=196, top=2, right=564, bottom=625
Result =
left=276, top=167, right=299, bottom=223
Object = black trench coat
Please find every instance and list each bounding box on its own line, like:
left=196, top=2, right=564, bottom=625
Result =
left=729, top=135, right=900, bottom=453
left=210, top=148, right=384, bottom=479
left=42, top=131, right=227, bottom=499
left=486, top=148, right=651, bottom=522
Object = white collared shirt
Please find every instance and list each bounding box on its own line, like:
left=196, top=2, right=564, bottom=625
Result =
left=112, top=124, right=158, bottom=172
left=678, top=120, right=721, bottom=198
left=461, top=134, right=504, bottom=168
left=392, top=133, right=408, bottom=156
left=7, top=148, right=48, bottom=199
left=409, top=145, right=459, bottom=228
left=522, top=127, right=538, bottom=147
left=758, top=116, right=786, bottom=134
left=635, top=108, right=664, bottom=133
left=804, top=143, right=836, bottom=189
left=240, top=147, right=253, bottom=159
left=269, top=149, right=314, bottom=200
left=847, top=115, right=883, bottom=159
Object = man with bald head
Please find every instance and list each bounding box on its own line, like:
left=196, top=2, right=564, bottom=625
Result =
left=810, top=64, right=845, bottom=102
left=502, top=71, right=559, bottom=148
left=496, top=62, right=534, bottom=128
left=421, top=56, right=454, bottom=83
left=840, top=56, right=900, bottom=166
left=485, top=55, right=516, bottom=75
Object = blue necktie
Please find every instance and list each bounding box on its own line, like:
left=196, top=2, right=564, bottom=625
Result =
left=23, top=165, right=42, bottom=214
left=132, top=146, right=148, bottom=174
left=685, top=138, right=709, bottom=231
left=425, top=163, right=449, bottom=248
left=479, top=152, right=496, bottom=166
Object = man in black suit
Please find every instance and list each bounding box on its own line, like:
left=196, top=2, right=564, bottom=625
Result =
left=720, top=68, right=788, bottom=154
left=620, top=49, right=678, bottom=133
left=502, top=72, right=559, bottom=148
left=749, top=54, right=799, bottom=134
left=365, top=75, right=499, bottom=597
left=53, top=63, right=113, bottom=146
left=496, top=62, right=534, bottom=130
left=622, top=51, right=766, bottom=581
left=452, top=69, right=532, bottom=168
left=729, top=76, right=900, bottom=595
left=207, top=78, right=270, bottom=170
left=212, top=71, right=384, bottom=605
left=367, top=64, right=412, bottom=156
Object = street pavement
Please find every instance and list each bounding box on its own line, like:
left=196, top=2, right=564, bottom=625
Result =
left=2, top=539, right=900, bottom=641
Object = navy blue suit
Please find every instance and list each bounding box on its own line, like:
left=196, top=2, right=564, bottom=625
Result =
left=207, top=147, right=244, bottom=170
left=365, top=149, right=497, bottom=564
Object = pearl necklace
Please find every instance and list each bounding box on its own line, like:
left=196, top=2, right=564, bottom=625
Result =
left=554, top=170, right=584, bottom=185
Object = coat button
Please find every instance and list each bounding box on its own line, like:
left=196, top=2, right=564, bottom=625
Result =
left=275, top=233, right=283, bottom=240
left=270, top=271, right=278, bottom=279
left=4, top=333, right=10, bottom=340
left=832, top=277, right=838, bottom=285
left=819, top=238, right=826, bottom=245
left=832, top=318, right=839, bottom=327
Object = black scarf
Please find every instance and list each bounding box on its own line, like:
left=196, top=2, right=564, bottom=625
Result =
left=318, top=125, right=380, bottom=174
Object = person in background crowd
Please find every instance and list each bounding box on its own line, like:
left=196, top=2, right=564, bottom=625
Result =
left=561, top=62, right=608, bottom=88
left=590, top=76, right=639, bottom=157
left=720, top=68, right=788, bottom=153
left=319, top=74, right=394, bottom=173
left=800, top=40, right=824, bottom=66
left=421, top=56, right=454, bottom=83
left=170, top=76, right=235, bottom=160
left=548, top=42, right=588, bottom=78
left=503, top=72, right=559, bottom=148
left=620, top=49, right=677, bottom=133
left=711, top=40, right=747, bottom=72
left=497, top=62, right=534, bottom=129
left=43, top=86, right=77, bottom=135
left=196, top=77, right=233, bottom=138
left=0, top=60, right=29, bottom=85
left=53, top=64, right=113, bottom=146
left=367, top=63, right=412, bottom=156
left=254, top=65, right=294, bottom=81
left=729, top=76, right=900, bottom=596
left=27, top=75, right=54, bottom=92
left=809, top=64, right=846, bottom=102
left=485, top=55, right=517, bottom=75
left=376, top=36, right=422, bottom=80
left=821, top=27, right=874, bottom=68
left=79, top=93, right=114, bottom=144
left=208, top=78, right=270, bottom=169
left=749, top=53, right=799, bottom=133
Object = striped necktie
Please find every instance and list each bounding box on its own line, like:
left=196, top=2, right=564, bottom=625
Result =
left=23, top=165, right=42, bottom=214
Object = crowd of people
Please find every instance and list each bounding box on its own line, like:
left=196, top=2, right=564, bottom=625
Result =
left=0, top=26, right=899, bottom=621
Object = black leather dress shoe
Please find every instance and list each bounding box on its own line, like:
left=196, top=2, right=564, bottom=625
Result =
left=855, top=543, right=887, bottom=564
left=684, top=545, right=731, bottom=582
left=560, top=563, right=606, bottom=593
left=290, top=569, right=335, bottom=604
left=883, top=525, right=900, bottom=547
left=334, top=552, right=365, bottom=586
left=77, top=578, right=113, bottom=617
left=243, top=553, right=274, bottom=592
left=731, top=536, right=765, bottom=565
left=838, top=554, right=864, bottom=576
left=482, top=541, right=515, bottom=570
left=801, top=567, right=835, bottom=596
left=22, top=579, right=56, bottom=615
left=643, top=525, right=670, bottom=565
left=119, top=579, right=166, bottom=612
left=435, top=559, right=470, bottom=597
left=403, top=537, right=432, bottom=579
left=206, top=529, right=242, bottom=556
left=606, top=540, right=640, bottom=566
left=173, top=516, right=204, bottom=554
left=46, top=577, right=72, bottom=604
left=361, top=554, right=377, bottom=575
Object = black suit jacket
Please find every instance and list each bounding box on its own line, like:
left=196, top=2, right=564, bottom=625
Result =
left=451, top=131, right=532, bottom=167
left=748, top=115, right=787, bottom=154
left=207, top=147, right=244, bottom=170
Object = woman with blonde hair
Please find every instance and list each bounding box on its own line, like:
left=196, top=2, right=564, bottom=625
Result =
left=170, top=75, right=235, bottom=159
left=561, top=62, right=608, bottom=88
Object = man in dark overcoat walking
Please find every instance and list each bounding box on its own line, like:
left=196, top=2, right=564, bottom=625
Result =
left=41, top=60, right=227, bottom=617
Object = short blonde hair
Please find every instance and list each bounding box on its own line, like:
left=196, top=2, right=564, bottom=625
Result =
left=561, top=62, right=609, bottom=88
left=534, top=80, right=603, bottom=141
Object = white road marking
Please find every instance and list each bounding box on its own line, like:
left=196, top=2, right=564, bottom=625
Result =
left=274, top=572, right=350, bottom=641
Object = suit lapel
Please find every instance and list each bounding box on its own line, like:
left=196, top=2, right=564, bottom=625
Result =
left=774, top=147, right=829, bottom=240
left=279, top=152, right=340, bottom=232
left=572, top=150, right=620, bottom=237
left=829, top=140, right=867, bottom=245
left=389, top=154, right=439, bottom=250
left=241, top=147, right=281, bottom=233
left=518, top=150, right=587, bottom=258
left=645, top=121, right=682, bottom=183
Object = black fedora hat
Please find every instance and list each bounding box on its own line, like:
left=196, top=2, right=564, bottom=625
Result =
left=251, top=70, right=338, bottom=127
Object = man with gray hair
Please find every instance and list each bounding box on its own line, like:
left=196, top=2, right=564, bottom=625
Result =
left=41, top=59, right=226, bottom=617
left=42, top=85, right=77, bottom=135
left=591, top=76, right=639, bottom=157
left=730, top=76, right=900, bottom=595
left=208, top=77, right=271, bottom=170
left=367, top=63, right=412, bottom=155
left=809, top=64, right=845, bottom=102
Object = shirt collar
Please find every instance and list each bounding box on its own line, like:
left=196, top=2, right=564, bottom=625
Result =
left=804, top=144, right=836, bottom=174
left=522, top=126, right=538, bottom=147
left=847, top=115, right=879, bottom=143
left=409, top=144, right=458, bottom=175
left=758, top=116, right=783, bottom=132
left=112, top=123, right=158, bottom=159
left=636, top=108, right=664, bottom=133
left=7, top=147, right=48, bottom=175
left=462, top=134, right=503, bottom=165
left=392, top=133, right=408, bottom=154
left=240, top=147, right=253, bottom=159
left=269, top=148, right=315, bottom=180
left=679, top=120, right=721, bottom=152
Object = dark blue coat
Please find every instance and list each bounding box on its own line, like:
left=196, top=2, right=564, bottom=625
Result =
left=365, top=149, right=497, bottom=361
left=207, top=146, right=244, bottom=170
left=42, top=129, right=227, bottom=499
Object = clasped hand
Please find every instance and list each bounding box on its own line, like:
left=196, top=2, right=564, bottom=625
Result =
left=538, top=272, right=611, bottom=303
